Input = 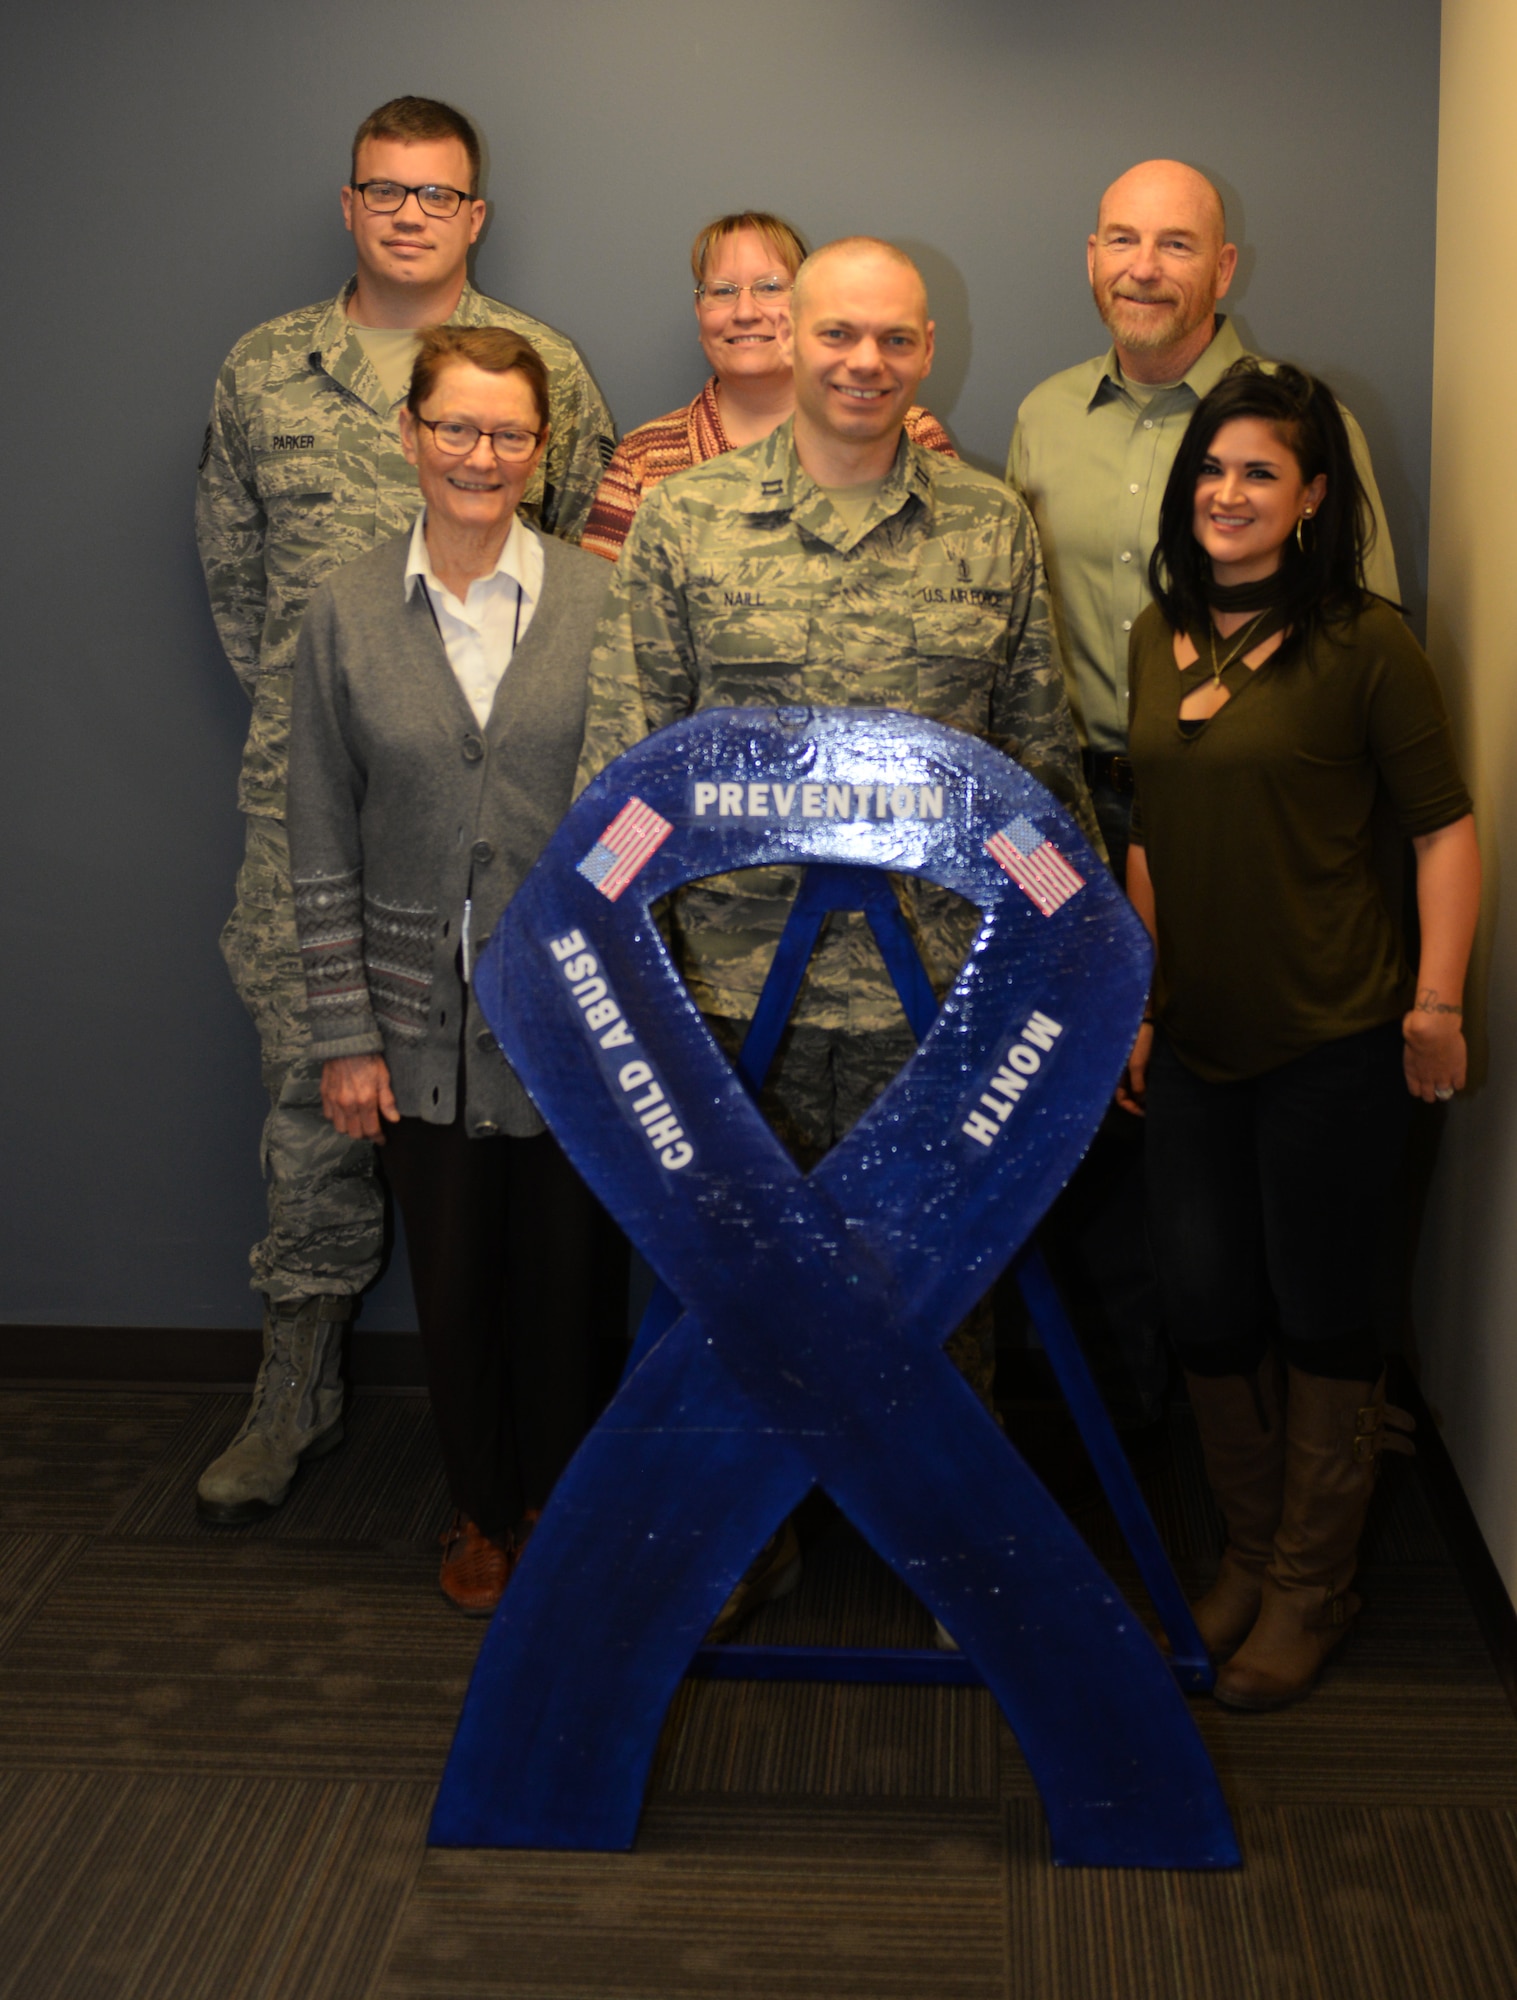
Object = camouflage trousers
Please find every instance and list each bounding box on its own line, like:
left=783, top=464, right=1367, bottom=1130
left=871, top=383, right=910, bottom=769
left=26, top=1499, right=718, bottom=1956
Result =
left=220, top=816, right=384, bottom=1303
left=708, top=1017, right=998, bottom=1405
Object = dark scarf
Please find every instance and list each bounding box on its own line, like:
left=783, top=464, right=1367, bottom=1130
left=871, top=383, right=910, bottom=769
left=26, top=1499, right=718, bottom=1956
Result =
left=1204, top=571, right=1290, bottom=614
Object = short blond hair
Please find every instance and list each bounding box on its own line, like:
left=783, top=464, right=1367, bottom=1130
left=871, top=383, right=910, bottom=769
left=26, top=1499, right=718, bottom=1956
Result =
left=690, top=211, right=809, bottom=286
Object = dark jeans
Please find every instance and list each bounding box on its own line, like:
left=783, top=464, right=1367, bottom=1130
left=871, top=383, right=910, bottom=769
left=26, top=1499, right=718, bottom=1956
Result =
left=382, top=1119, right=627, bottom=1539
left=1144, top=1022, right=1409, bottom=1382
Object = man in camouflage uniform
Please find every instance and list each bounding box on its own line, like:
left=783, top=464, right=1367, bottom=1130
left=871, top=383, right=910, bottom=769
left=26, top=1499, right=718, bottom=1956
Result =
left=194, top=95, right=614, bottom=1523
left=578, top=238, right=1095, bottom=1406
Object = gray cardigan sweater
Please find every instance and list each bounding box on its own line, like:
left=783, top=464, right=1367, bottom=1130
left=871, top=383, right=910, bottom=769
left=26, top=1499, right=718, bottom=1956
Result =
left=287, top=527, right=610, bottom=1135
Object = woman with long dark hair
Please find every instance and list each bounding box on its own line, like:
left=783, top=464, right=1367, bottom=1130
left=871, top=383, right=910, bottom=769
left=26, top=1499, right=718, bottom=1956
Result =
left=1120, top=359, right=1479, bottom=1709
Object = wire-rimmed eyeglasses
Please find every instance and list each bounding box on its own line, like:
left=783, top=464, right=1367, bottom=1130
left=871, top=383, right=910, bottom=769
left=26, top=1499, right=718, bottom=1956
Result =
left=694, top=276, right=793, bottom=309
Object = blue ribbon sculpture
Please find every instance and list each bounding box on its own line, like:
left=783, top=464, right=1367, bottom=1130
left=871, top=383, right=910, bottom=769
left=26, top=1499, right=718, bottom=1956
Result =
left=432, top=706, right=1239, bottom=1871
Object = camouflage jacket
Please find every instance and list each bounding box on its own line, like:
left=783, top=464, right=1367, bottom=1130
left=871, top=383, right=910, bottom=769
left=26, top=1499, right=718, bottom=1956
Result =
left=576, top=419, right=1097, bottom=1031
left=196, top=277, right=614, bottom=819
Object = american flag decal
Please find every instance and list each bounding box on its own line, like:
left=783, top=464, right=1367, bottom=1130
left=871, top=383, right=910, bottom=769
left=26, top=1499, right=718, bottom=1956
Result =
left=986, top=814, right=1085, bottom=917
left=577, top=797, right=673, bottom=901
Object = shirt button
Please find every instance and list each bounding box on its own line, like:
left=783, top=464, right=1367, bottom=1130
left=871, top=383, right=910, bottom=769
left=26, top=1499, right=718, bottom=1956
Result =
left=1120, top=551, right=1132, bottom=564
left=471, top=839, right=494, bottom=864
left=475, top=1027, right=496, bottom=1053
left=1122, top=619, right=1133, bottom=631
left=461, top=734, right=484, bottom=763
left=1143, top=419, right=1154, bottom=429
left=1129, top=483, right=1140, bottom=494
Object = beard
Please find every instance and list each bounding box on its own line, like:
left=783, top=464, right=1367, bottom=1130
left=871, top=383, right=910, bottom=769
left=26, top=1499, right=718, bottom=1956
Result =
left=1096, top=285, right=1216, bottom=356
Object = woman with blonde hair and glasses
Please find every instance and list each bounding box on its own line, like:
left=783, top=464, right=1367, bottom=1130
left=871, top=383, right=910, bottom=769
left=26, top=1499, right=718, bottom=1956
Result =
left=581, top=210, right=955, bottom=559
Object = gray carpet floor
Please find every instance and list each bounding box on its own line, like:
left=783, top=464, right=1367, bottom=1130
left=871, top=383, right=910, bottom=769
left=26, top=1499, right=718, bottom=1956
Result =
left=0, top=1382, right=1513, bottom=1999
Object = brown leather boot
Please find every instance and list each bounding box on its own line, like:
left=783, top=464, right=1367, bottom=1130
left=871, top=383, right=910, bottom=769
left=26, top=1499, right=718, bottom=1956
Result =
left=1183, top=1353, right=1286, bottom=1659
left=1214, top=1368, right=1414, bottom=1711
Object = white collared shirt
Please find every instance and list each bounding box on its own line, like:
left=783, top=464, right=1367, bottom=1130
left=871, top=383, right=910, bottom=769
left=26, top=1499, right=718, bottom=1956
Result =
left=403, top=509, right=544, bottom=727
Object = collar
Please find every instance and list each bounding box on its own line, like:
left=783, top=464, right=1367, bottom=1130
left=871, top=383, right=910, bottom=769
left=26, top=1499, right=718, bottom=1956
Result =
left=309, top=276, right=486, bottom=406
left=1087, top=314, right=1248, bottom=413
left=731, top=417, right=933, bottom=546
left=403, top=507, right=543, bottom=610
left=694, top=376, right=728, bottom=458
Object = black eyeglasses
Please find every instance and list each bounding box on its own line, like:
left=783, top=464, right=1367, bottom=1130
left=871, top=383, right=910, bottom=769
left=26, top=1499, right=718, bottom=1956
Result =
left=414, top=417, right=542, bottom=462
left=353, top=179, right=473, bottom=219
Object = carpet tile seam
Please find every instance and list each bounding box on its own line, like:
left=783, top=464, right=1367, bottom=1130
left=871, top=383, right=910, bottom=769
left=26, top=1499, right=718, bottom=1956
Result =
left=1378, top=1805, right=1517, bottom=1992
left=2, top=1387, right=1517, bottom=1999
left=0, top=1530, right=93, bottom=1662
left=0, top=1771, right=436, bottom=2000
left=0, top=1767, right=153, bottom=2000
left=209, top=1782, right=403, bottom=2000
left=83, top=1399, right=232, bottom=1540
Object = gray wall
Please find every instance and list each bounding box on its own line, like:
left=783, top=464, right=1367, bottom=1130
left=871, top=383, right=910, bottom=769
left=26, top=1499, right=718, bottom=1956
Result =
left=0, top=0, right=1440, bottom=1331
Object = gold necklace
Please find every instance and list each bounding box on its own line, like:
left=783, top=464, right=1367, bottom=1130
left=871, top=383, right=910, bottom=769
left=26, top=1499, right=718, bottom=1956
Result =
left=1207, top=610, right=1269, bottom=687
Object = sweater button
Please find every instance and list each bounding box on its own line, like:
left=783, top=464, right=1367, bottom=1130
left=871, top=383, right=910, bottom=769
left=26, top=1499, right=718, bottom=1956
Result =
left=471, top=839, right=495, bottom=864
left=472, top=1120, right=500, bottom=1138
left=475, top=1027, right=496, bottom=1052
left=461, top=733, right=484, bottom=763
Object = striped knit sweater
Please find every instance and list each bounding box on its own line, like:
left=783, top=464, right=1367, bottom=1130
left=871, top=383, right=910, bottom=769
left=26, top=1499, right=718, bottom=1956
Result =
left=581, top=375, right=957, bottom=560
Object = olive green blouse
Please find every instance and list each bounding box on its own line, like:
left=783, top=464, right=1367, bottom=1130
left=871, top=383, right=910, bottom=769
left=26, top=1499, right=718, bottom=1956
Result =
left=1127, top=598, right=1471, bottom=1081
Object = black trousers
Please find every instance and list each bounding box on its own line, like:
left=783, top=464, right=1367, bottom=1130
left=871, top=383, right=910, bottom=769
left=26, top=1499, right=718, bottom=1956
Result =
left=382, top=1118, right=627, bottom=1539
left=1144, top=1022, right=1409, bottom=1382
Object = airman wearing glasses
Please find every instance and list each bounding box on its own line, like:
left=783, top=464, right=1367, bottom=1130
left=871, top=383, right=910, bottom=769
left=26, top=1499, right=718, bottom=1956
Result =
left=193, top=96, right=615, bottom=1531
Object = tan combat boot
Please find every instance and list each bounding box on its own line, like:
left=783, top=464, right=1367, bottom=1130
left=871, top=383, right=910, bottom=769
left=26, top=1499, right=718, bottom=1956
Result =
left=196, top=1296, right=350, bottom=1524
left=1214, top=1368, right=1414, bottom=1711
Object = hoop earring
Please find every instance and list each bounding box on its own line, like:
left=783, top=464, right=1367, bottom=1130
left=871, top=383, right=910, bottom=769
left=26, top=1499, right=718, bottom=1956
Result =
left=1295, top=506, right=1315, bottom=554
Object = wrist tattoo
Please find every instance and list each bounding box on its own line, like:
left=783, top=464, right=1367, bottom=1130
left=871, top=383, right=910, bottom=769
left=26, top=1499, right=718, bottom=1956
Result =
left=1415, top=990, right=1463, bottom=1017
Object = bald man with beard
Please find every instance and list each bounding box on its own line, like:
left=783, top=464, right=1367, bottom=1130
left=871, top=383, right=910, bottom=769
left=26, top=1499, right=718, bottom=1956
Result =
left=1008, top=160, right=1399, bottom=1438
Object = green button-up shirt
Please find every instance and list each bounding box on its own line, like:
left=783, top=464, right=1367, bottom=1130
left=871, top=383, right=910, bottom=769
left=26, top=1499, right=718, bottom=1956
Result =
left=1007, top=317, right=1401, bottom=754
left=576, top=418, right=1094, bottom=1032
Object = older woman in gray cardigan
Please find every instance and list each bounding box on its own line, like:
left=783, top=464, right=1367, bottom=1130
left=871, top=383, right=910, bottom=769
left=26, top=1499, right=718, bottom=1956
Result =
left=287, top=326, right=622, bottom=1615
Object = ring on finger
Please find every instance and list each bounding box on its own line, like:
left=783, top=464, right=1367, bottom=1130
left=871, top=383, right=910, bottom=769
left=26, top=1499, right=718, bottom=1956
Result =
left=1434, top=1084, right=1455, bottom=1101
